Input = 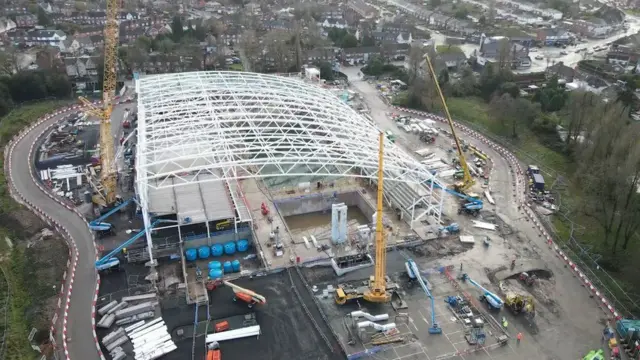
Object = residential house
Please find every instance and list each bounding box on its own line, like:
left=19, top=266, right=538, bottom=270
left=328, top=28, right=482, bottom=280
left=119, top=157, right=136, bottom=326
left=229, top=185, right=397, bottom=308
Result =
left=536, top=27, right=572, bottom=45
left=381, top=22, right=413, bottom=35
left=61, top=36, right=95, bottom=54
left=14, top=14, right=37, bottom=28
left=120, top=27, right=145, bottom=44
left=306, top=47, right=337, bottom=63
left=142, top=52, right=203, bottom=73
left=64, top=55, right=100, bottom=92
left=220, top=26, right=242, bottom=46
left=146, top=23, right=172, bottom=38
left=570, top=19, right=614, bottom=39
left=372, top=31, right=412, bottom=44
left=319, top=18, right=348, bottom=29
left=479, top=36, right=531, bottom=68
left=75, top=25, right=103, bottom=38
left=345, top=0, right=377, bottom=21
left=264, top=20, right=294, bottom=31
left=321, top=9, right=343, bottom=19
left=8, top=29, right=67, bottom=48
left=342, top=46, right=379, bottom=64
left=431, top=13, right=450, bottom=30
left=0, top=17, right=17, bottom=34
left=436, top=45, right=468, bottom=69
left=446, top=19, right=475, bottom=36
left=547, top=61, right=576, bottom=82
left=606, top=45, right=640, bottom=66
left=415, top=10, right=433, bottom=24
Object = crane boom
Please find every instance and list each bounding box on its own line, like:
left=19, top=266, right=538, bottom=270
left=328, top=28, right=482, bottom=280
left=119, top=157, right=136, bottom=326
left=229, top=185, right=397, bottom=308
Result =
left=363, top=133, right=390, bottom=303
left=423, top=52, right=474, bottom=192
left=79, top=0, right=119, bottom=206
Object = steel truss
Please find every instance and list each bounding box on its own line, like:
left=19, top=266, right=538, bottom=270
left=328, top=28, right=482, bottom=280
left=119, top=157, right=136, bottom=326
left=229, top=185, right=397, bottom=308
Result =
left=135, top=72, right=444, bottom=247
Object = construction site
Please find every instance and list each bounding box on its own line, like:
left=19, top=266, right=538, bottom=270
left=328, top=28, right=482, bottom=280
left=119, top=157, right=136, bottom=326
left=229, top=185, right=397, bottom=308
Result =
left=39, top=64, right=614, bottom=360
left=28, top=22, right=633, bottom=360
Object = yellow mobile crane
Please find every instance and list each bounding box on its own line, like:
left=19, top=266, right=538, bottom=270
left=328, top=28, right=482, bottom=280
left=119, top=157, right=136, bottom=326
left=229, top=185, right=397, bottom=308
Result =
left=423, top=52, right=475, bottom=193
left=335, top=133, right=397, bottom=305
left=78, top=0, right=120, bottom=206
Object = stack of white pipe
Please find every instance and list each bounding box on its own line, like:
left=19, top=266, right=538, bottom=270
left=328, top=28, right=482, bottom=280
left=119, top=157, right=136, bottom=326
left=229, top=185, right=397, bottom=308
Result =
left=125, top=317, right=176, bottom=360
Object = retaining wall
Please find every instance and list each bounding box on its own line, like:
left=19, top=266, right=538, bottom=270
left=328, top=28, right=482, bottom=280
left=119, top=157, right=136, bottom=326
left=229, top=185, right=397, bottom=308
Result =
left=274, top=190, right=375, bottom=219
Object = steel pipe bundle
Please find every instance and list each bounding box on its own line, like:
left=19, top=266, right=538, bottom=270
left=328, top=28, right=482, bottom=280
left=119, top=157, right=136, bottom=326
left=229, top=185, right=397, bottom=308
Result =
left=97, top=300, right=118, bottom=316
left=107, top=301, right=129, bottom=315
left=105, top=335, right=128, bottom=352
left=102, top=327, right=125, bottom=346
left=97, top=314, right=116, bottom=329
left=115, top=301, right=156, bottom=319
left=125, top=316, right=176, bottom=360
left=115, top=311, right=155, bottom=326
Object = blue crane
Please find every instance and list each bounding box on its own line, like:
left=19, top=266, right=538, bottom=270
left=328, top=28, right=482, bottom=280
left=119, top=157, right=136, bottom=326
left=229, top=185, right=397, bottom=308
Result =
left=407, top=259, right=441, bottom=334
left=89, top=197, right=137, bottom=231
left=461, top=274, right=504, bottom=309
left=95, top=218, right=176, bottom=267
left=423, top=180, right=483, bottom=215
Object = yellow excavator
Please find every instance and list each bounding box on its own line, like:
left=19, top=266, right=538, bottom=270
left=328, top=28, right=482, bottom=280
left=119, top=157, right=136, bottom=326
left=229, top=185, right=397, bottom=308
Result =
left=335, top=133, right=397, bottom=305
left=423, top=52, right=475, bottom=193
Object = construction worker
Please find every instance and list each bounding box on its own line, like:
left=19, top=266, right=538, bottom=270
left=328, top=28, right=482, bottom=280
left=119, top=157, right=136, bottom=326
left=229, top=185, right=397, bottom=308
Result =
left=511, top=258, right=516, bottom=270
left=516, top=332, right=523, bottom=345
left=502, top=317, right=508, bottom=329
left=122, top=247, right=127, bottom=254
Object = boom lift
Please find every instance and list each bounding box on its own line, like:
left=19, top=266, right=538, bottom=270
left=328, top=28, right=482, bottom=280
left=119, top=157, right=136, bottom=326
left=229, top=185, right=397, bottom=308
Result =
left=423, top=52, right=475, bottom=193
left=78, top=0, right=120, bottom=206
left=223, top=280, right=266, bottom=308
left=425, top=179, right=483, bottom=215
left=461, top=274, right=504, bottom=309
left=89, top=197, right=136, bottom=231
left=406, top=259, right=441, bottom=334
left=335, top=133, right=398, bottom=304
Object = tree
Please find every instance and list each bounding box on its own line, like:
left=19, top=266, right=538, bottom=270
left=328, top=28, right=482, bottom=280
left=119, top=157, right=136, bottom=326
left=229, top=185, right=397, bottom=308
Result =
left=563, top=91, right=601, bottom=153
left=37, top=8, right=51, bottom=26
left=361, top=35, right=376, bottom=47
left=533, top=75, right=567, bottom=112
left=265, top=31, right=292, bottom=72
left=317, top=62, right=334, bottom=81
left=171, top=16, right=184, bottom=42
left=429, top=0, right=441, bottom=9
left=454, top=7, right=469, bottom=19
left=240, top=30, right=261, bottom=72
left=407, top=46, right=424, bottom=85
left=0, top=82, right=13, bottom=117
left=341, top=34, right=358, bottom=48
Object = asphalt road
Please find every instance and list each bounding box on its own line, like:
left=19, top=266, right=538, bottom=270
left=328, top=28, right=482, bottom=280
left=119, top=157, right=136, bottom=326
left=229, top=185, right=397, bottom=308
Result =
left=9, top=111, right=98, bottom=360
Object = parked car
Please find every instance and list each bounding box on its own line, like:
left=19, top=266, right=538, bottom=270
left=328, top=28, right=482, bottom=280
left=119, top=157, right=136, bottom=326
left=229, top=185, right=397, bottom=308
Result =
left=535, top=55, right=544, bottom=60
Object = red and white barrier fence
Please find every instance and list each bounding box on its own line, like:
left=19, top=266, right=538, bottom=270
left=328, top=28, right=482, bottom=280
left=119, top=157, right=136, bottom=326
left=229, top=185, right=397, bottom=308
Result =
left=393, top=106, right=622, bottom=321
left=4, top=101, right=109, bottom=360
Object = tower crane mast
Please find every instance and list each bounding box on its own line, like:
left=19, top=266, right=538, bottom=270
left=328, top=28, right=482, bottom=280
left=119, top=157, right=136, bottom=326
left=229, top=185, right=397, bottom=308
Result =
left=423, top=52, right=475, bottom=193
left=79, top=0, right=120, bottom=206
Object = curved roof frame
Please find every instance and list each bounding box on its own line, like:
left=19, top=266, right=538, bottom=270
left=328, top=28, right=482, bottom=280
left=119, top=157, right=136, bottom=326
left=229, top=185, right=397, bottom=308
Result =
left=135, top=71, right=444, bottom=226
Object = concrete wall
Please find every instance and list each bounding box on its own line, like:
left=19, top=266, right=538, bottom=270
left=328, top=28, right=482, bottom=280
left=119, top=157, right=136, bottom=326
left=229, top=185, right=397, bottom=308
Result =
left=274, top=191, right=375, bottom=219
left=183, top=227, right=253, bottom=249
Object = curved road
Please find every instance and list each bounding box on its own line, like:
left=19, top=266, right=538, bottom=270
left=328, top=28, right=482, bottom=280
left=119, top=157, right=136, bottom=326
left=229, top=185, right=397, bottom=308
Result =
left=8, top=110, right=98, bottom=360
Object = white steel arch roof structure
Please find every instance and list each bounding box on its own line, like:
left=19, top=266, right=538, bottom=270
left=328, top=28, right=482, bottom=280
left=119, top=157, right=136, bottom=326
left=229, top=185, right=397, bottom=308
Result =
left=135, top=71, right=444, bottom=231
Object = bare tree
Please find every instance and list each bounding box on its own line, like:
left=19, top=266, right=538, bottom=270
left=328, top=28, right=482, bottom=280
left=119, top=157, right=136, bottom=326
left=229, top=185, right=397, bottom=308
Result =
left=407, top=45, right=425, bottom=84
left=239, top=30, right=261, bottom=72
left=264, top=31, right=293, bottom=72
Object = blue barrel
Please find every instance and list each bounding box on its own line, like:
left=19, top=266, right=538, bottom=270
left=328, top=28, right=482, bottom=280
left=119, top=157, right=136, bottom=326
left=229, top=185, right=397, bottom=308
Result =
left=236, top=239, right=249, bottom=252
left=208, top=261, right=222, bottom=270
left=211, top=244, right=224, bottom=257
left=198, top=246, right=210, bottom=259
left=185, top=248, right=197, bottom=261
left=208, top=268, right=223, bottom=279
left=231, top=260, right=241, bottom=272
left=224, top=242, right=236, bottom=255
left=223, top=261, right=233, bottom=273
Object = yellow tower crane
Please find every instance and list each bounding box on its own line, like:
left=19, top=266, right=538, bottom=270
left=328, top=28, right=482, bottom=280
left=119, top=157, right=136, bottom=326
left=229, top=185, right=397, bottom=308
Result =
left=79, top=0, right=120, bottom=206
left=363, top=132, right=391, bottom=303
left=423, top=52, right=475, bottom=193
left=335, top=132, right=397, bottom=305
